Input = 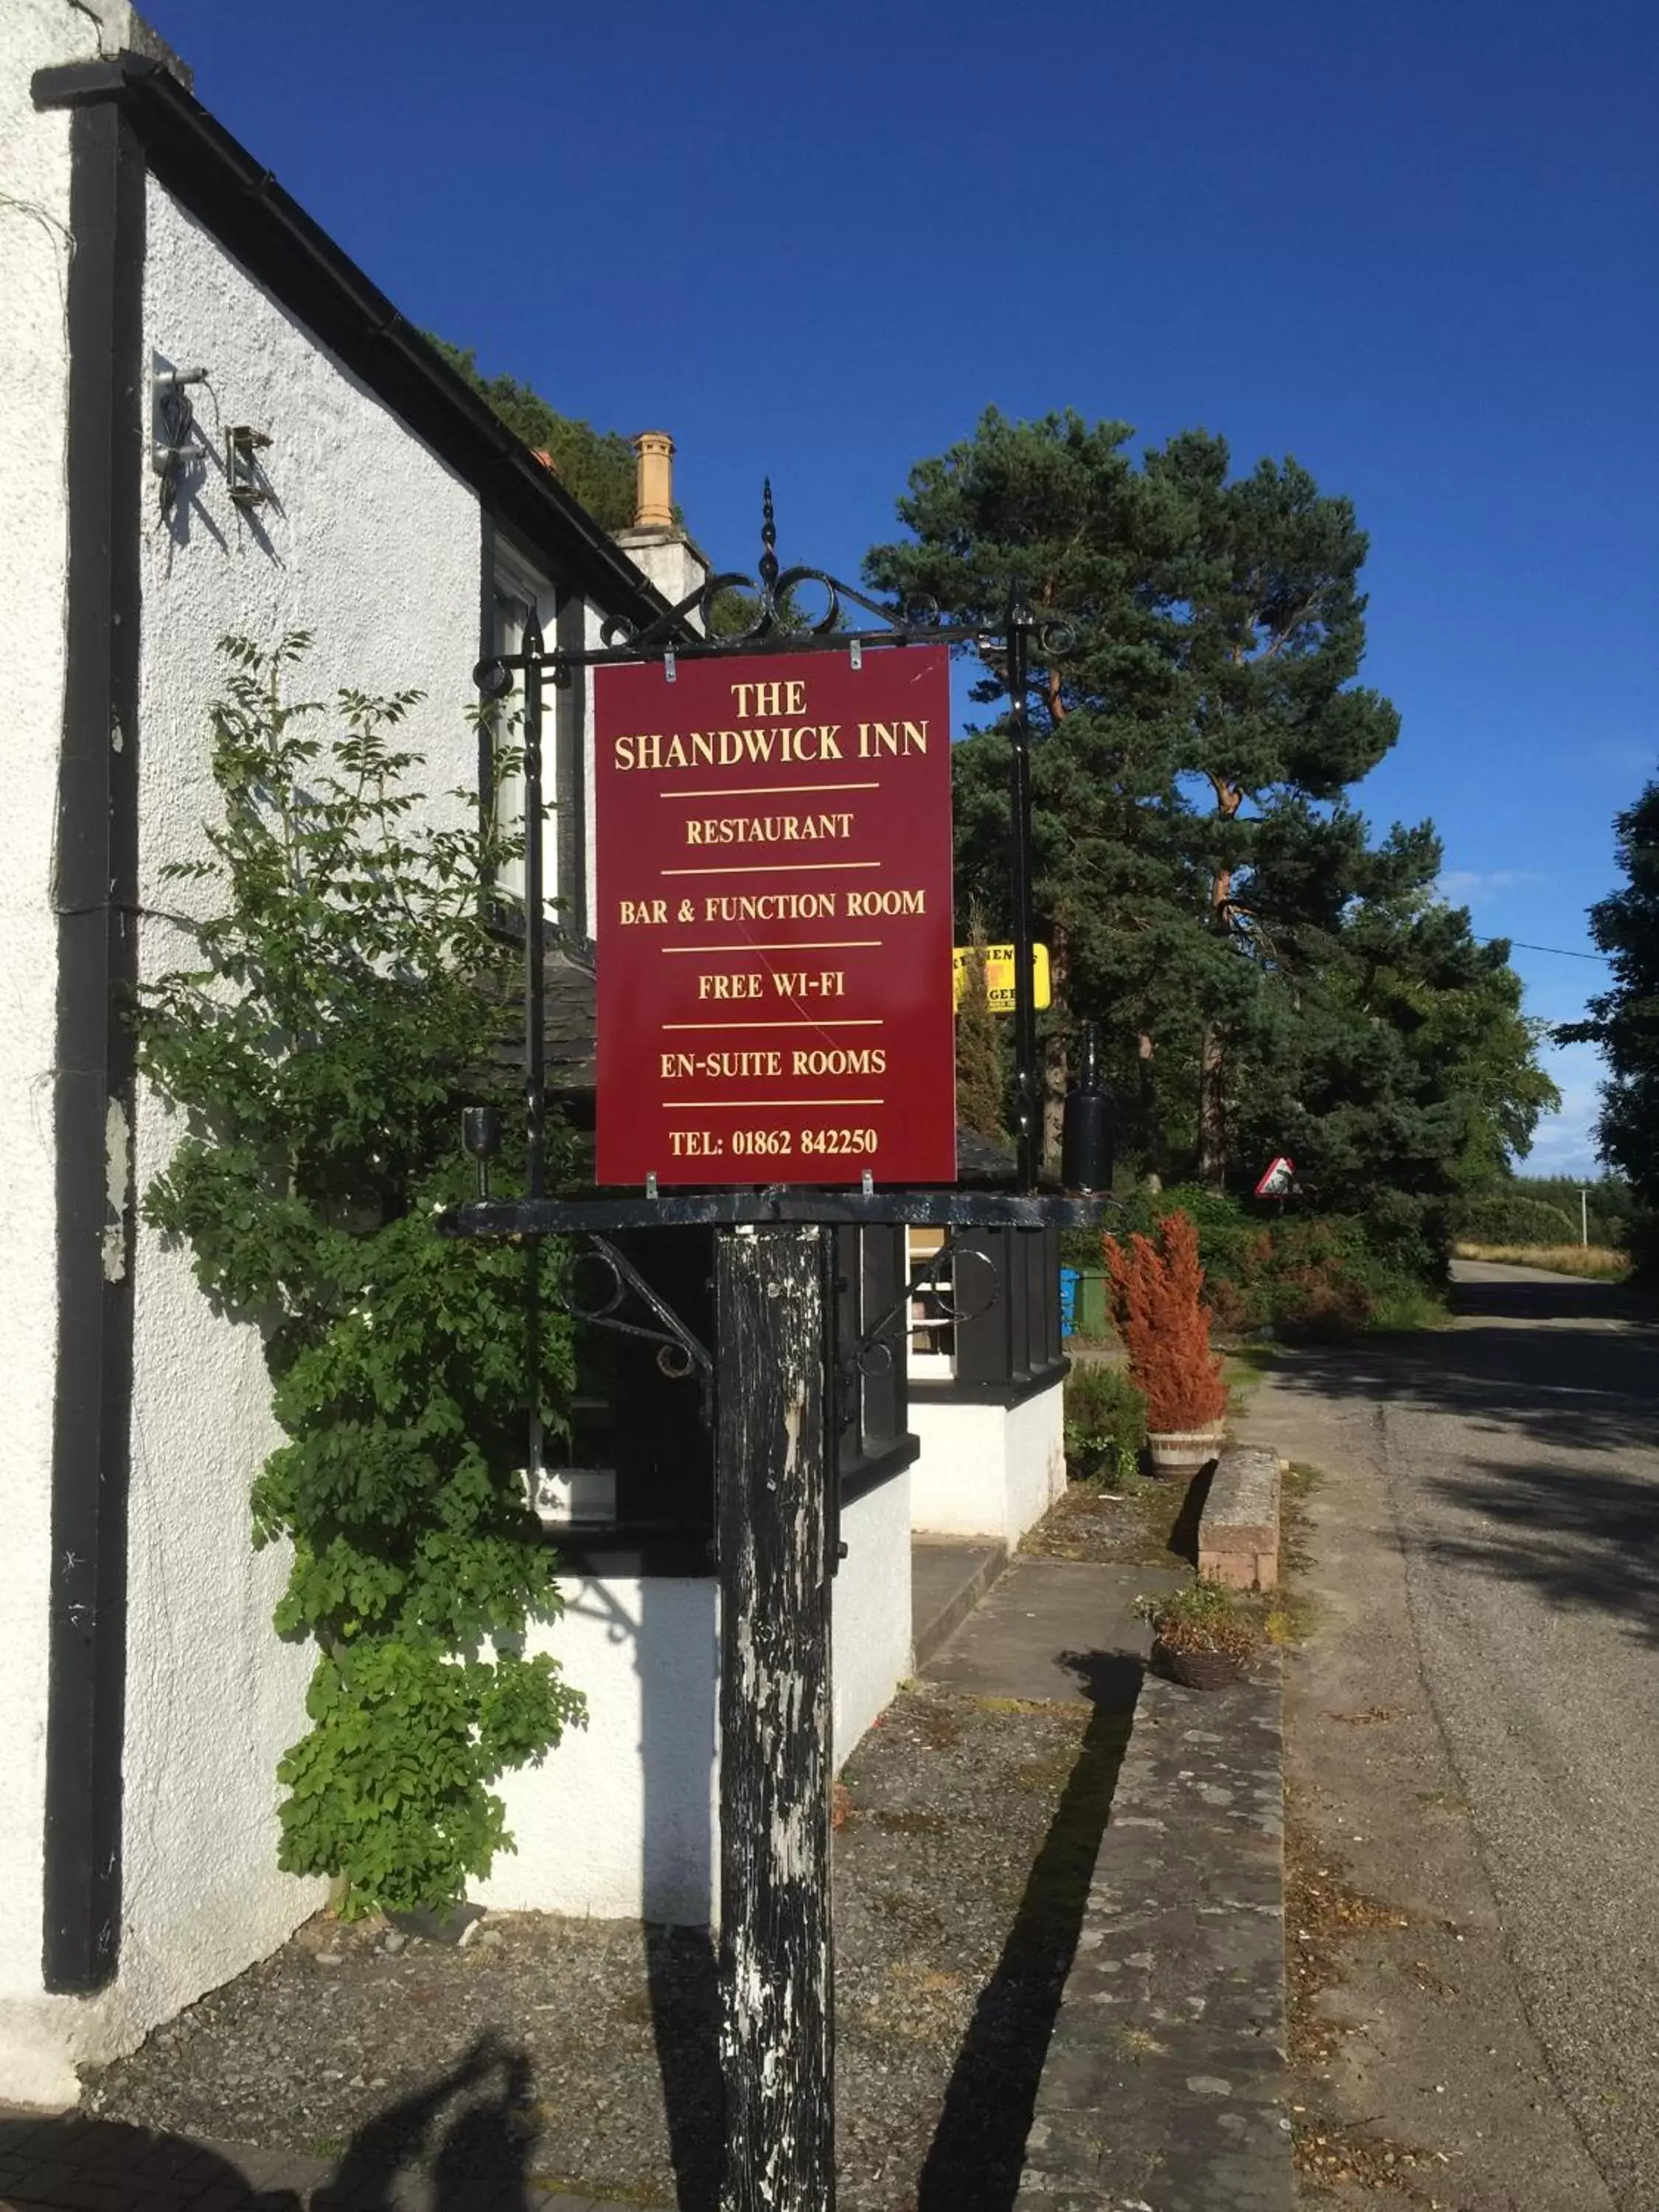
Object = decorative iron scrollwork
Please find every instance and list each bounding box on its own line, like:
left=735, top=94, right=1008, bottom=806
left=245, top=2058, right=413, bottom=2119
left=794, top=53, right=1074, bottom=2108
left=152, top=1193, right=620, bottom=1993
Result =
left=850, top=1242, right=1001, bottom=1378
left=552, top=1234, right=714, bottom=1427
left=596, top=479, right=953, bottom=661
left=470, top=478, right=1005, bottom=703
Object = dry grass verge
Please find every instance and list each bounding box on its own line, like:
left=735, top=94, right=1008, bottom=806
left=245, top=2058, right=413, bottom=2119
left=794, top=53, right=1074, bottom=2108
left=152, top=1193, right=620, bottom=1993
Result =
left=1452, top=1239, right=1629, bottom=1280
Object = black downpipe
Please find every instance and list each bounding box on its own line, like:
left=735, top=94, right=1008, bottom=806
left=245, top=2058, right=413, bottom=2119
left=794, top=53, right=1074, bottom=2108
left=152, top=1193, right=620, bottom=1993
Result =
left=43, top=97, right=145, bottom=1994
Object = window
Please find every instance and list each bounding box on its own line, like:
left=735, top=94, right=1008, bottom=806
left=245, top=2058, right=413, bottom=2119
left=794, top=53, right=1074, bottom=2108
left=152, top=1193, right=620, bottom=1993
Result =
left=906, top=1227, right=957, bottom=1378
left=524, top=1225, right=917, bottom=1569
left=834, top=1225, right=909, bottom=1488
left=487, top=544, right=558, bottom=915
left=905, top=1225, right=1068, bottom=1405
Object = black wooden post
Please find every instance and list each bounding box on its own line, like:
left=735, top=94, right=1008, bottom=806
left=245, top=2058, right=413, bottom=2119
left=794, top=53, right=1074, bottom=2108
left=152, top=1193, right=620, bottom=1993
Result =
left=714, top=1222, right=836, bottom=2212
left=1006, top=607, right=1040, bottom=1191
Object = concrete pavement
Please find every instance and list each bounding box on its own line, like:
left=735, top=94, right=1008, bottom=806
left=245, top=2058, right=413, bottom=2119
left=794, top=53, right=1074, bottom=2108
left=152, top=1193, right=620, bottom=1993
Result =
left=1239, top=1259, right=1658, bottom=2211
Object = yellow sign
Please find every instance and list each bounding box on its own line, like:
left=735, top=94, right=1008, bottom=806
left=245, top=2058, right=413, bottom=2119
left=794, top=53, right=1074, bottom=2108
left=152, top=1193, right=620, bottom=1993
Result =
left=952, top=943, right=1052, bottom=1014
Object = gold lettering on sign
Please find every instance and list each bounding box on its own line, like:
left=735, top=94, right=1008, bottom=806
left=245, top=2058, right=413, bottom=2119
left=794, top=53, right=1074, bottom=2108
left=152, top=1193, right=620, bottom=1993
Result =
left=791, top=1047, right=888, bottom=1076
left=846, top=888, right=925, bottom=917
left=856, top=720, right=928, bottom=757
left=702, top=893, right=840, bottom=921
left=730, top=678, right=808, bottom=716
left=771, top=971, right=846, bottom=998
left=685, top=813, right=855, bottom=846
left=661, top=1050, right=783, bottom=1079
left=697, top=973, right=765, bottom=999
left=611, top=722, right=847, bottom=771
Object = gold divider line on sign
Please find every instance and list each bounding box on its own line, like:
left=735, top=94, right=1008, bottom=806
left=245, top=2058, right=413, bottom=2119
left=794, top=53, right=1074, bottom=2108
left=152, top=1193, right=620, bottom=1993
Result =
left=660, top=861, right=882, bottom=877
left=667, top=1099, right=886, bottom=1110
left=662, top=782, right=880, bottom=799
left=662, top=941, right=882, bottom=953
left=662, top=1020, right=886, bottom=1032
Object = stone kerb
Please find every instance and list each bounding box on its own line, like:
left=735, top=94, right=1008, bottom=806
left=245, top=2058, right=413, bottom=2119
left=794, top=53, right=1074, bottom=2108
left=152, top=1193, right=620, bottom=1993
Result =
left=1015, top=1660, right=1291, bottom=2210
left=1198, top=1446, right=1281, bottom=1591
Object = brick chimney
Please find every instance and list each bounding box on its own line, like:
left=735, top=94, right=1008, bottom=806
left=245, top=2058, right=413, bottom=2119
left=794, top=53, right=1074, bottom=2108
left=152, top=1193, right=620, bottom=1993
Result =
left=632, top=432, right=675, bottom=529
left=615, top=430, right=709, bottom=624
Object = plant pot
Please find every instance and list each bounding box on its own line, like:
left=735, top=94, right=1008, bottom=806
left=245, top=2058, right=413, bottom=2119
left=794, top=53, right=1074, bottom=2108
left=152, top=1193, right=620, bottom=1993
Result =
left=1150, top=1636, right=1250, bottom=1689
left=1146, top=1425, right=1225, bottom=1480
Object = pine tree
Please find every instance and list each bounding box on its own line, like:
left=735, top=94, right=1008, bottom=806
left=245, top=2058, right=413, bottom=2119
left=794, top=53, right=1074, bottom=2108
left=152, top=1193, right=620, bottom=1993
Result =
left=1144, top=434, right=1400, bottom=1186
left=956, top=904, right=1009, bottom=1145
left=1560, top=778, right=1659, bottom=1268
left=864, top=408, right=1554, bottom=1228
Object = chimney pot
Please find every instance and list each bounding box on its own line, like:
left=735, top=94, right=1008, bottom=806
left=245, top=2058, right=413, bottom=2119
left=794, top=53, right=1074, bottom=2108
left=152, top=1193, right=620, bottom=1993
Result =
left=633, top=431, right=675, bottom=530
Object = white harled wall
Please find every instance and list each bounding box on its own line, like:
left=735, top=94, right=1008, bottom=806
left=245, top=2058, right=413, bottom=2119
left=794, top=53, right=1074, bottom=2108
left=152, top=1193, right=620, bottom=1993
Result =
left=0, top=142, right=493, bottom=2097
left=111, top=177, right=489, bottom=2056
left=476, top=1471, right=913, bottom=1923
left=833, top=1473, right=914, bottom=1763
left=908, top=1384, right=1066, bottom=1547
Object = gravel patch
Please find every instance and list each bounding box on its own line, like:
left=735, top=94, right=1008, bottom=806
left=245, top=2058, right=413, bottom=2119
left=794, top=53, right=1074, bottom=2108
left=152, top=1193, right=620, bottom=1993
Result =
left=86, top=1680, right=1133, bottom=2211
left=1021, top=1467, right=1206, bottom=1568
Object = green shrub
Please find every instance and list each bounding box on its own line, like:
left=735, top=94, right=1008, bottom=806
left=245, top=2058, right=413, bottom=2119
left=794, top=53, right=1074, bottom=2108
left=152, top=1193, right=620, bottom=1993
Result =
left=1501, top=1174, right=1632, bottom=1251
left=1093, top=1184, right=1439, bottom=1343
left=1248, top=1215, right=1377, bottom=1340
left=137, top=636, right=584, bottom=1918
left=1062, top=1363, right=1147, bottom=1486
left=1453, top=1191, right=1576, bottom=1245
left=1625, top=1203, right=1659, bottom=1281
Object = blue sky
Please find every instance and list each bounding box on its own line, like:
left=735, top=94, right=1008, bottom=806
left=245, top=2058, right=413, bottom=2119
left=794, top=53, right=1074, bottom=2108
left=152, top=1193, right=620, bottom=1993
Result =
left=142, top=0, right=1658, bottom=1175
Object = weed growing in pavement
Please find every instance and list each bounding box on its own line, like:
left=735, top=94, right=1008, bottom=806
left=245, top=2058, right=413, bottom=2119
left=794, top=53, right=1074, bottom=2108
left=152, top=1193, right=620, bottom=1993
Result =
left=1368, top=1281, right=1453, bottom=1330
left=1062, top=1363, right=1147, bottom=1486
left=1134, top=1576, right=1263, bottom=1663
left=1263, top=1591, right=1318, bottom=1647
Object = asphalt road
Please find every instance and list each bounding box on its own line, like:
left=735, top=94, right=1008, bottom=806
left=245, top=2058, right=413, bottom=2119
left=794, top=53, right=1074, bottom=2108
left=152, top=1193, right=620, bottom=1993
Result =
left=1248, top=1259, right=1659, bottom=2211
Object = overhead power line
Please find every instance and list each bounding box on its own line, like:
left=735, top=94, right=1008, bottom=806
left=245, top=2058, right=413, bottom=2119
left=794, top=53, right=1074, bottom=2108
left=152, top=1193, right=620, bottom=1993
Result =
left=1474, top=935, right=1611, bottom=962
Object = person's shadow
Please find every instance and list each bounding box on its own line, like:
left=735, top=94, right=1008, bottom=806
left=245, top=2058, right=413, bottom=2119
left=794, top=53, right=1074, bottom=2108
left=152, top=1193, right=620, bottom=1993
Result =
left=0, top=2034, right=538, bottom=2211
left=317, top=2031, right=536, bottom=2207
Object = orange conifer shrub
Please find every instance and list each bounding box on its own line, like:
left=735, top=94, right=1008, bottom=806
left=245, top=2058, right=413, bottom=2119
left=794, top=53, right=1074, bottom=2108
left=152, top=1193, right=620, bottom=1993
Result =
left=1102, top=1209, right=1227, bottom=1432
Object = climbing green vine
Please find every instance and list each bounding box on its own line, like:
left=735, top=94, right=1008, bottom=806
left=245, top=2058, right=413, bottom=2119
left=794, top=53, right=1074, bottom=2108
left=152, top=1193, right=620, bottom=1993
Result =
left=137, top=633, right=583, bottom=1916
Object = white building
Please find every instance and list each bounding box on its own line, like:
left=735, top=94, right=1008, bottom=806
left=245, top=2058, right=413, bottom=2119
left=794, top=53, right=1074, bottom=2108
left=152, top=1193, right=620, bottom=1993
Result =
left=0, top=0, right=1065, bottom=2109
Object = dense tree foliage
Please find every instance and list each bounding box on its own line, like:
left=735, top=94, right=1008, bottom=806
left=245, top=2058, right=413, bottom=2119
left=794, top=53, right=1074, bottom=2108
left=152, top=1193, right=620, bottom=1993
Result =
left=866, top=409, right=1555, bottom=1261
left=1486, top=1174, right=1634, bottom=1251
left=1560, top=779, right=1659, bottom=1266
left=430, top=337, right=638, bottom=532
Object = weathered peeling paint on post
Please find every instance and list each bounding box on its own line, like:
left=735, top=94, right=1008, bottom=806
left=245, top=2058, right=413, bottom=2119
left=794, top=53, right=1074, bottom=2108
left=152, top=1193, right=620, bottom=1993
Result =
left=715, top=1222, right=835, bottom=2212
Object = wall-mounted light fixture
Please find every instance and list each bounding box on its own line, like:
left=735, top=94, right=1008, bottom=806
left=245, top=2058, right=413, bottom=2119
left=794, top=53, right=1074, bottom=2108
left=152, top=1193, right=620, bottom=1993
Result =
left=152, top=365, right=209, bottom=515
left=226, top=425, right=273, bottom=507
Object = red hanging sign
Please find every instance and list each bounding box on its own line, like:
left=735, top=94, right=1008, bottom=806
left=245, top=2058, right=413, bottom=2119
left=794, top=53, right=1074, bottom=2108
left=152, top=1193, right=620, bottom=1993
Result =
left=594, top=644, right=957, bottom=1187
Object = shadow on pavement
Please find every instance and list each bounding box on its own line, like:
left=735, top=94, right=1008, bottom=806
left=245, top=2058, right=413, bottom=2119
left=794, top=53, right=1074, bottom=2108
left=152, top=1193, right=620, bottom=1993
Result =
left=915, top=1648, right=1138, bottom=2212
left=1268, top=1268, right=1659, bottom=1458
left=0, top=2033, right=542, bottom=2209
left=642, top=1922, right=723, bottom=2212
left=317, top=2031, right=534, bottom=2206
left=1270, top=1265, right=1659, bottom=1644
left=1420, top=1452, right=1659, bottom=1646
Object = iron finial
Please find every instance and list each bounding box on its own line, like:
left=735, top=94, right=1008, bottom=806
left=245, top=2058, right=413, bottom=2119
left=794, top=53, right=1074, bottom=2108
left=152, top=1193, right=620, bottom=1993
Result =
left=759, top=478, right=779, bottom=597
